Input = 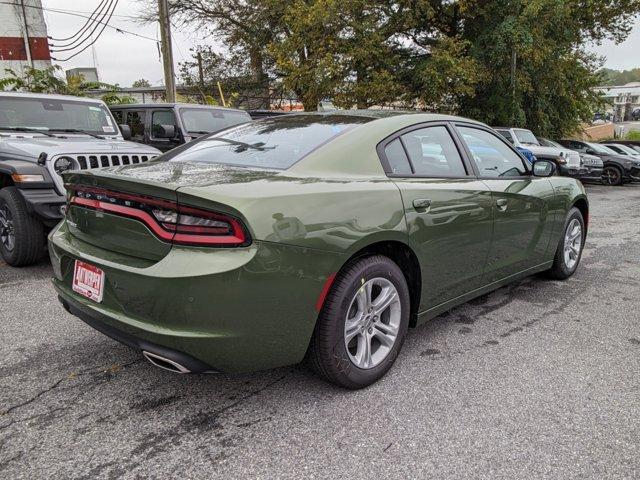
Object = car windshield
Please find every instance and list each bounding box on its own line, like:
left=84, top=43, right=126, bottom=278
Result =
left=166, top=114, right=372, bottom=170
left=179, top=108, right=251, bottom=134
left=608, top=144, right=639, bottom=156
left=513, top=129, right=540, bottom=146
left=0, top=96, right=118, bottom=135
left=586, top=142, right=617, bottom=154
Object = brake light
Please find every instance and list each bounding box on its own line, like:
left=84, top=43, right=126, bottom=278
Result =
left=67, top=185, right=249, bottom=247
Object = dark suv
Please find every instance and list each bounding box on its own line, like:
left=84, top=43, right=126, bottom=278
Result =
left=110, top=103, right=252, bottom=152
left=557, top=139, right=640, bottom=186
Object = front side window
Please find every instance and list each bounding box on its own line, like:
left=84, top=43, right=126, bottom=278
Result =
left=400, top=126, right=467, bottom=177
left=165, top=114, right=371, bottom=170
left=458, top=126, right=527, bottom=178
left=497, top=130, right=515, bottom=144
left=0, top=97, right=118, bottom=135
left=151, top=110, right=176, bottom=138
left=513, top=129, right=540, bottom=146
left=179, top=108, right=251, bottom=134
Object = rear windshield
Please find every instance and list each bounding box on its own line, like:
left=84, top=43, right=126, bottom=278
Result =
left=166, top=114, right=371, bottom=169
left=179, top=108, right=251, bottom=134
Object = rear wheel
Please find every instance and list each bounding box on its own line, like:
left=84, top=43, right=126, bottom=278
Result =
left=0, top=187, right=45, bottom=267
left=546, top=207, right=585, bottom=280
left=602, top=165, right=623, bottom=186
left=308, top=255, right=410, bottom=389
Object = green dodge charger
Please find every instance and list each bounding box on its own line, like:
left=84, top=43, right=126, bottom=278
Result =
left=49, top=111, right=588, bottom=388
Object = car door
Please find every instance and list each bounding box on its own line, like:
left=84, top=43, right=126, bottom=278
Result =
left=378, top=122, right=494, bottom=310
left=453, top=124, right=555, bottom=283
left=148, top=109, right=178, bottom=152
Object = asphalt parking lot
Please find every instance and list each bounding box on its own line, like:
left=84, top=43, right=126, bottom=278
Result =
left=1, top=182, right=639, bottom=479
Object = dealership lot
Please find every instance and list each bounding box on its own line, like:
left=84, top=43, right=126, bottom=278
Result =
left=1, top=183, right=639, bottom=479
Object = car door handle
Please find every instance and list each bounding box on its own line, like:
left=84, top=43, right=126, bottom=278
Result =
left=413, top=198, right=432, bottom=212
left=496, top=198, right=508, bottom=212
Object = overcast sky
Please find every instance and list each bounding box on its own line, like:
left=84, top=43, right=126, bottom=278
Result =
left=40, top=1, right=640, bottom=87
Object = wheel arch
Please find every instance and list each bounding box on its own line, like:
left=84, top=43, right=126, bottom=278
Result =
left=337, top=239, right=422, bottom=327
left=0, top=172, right=15, bottom=189
left=572, top=196, right=589, bottom=232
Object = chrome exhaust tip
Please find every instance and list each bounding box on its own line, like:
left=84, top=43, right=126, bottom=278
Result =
left=142, top=351, right=192, bottom=374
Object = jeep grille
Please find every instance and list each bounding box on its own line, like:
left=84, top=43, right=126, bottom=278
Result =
left=73, top=154, right=153, bottom=169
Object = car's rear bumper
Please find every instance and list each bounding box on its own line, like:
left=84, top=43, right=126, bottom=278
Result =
left=49, top=220, right=342, bottom=373
left=57, top=292, right=214, bottom=373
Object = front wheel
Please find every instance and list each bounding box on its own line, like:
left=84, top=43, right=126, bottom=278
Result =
left=308, top=255, right=410, bottom=389
left=602, top=165, right=623, bottom=186
left=546, top=207, right=585, bottom=280
left=0, top=187, right=45, bottom=267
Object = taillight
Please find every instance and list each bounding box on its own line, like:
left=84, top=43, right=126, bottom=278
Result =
left=67, top=185, right=249, bottom=247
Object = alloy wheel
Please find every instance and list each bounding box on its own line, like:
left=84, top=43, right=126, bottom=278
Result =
left=563, top=218, right=582, bottom=270
left=344, top=277, right=401, bottom=369
left=602, top=167, right=620, bottom=185
left=0, top=205, right=16, bottom=252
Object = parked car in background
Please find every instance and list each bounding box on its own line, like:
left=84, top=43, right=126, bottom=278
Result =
left=494, top=127, right=583, bottom=178
left=557, top=139, right=640, bottom=186
left=538, top=137, right=603, bottom=182
left=602, top=140, right=640, bottom=154
left=110, top=103, right=252, bottom=152
left=0, top=92, right=160, bottom=267
left=601, top=143, right=640, bottom=159
left=50, top=111, right=589, bottom=389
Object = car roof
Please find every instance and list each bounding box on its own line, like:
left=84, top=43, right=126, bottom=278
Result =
left=279, top=109, right=487, bottom=125
left=0, top=91, right=106, bottom=104
left=109, top=102, right=248, bottom=113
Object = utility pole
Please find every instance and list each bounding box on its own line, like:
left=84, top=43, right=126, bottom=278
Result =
left=157, top=0, right=176, bottom=102
left=18, top=0, right=34, bottom=68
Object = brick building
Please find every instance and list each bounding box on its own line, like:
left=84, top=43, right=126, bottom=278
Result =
left=0, top=0, right=51, bottom=78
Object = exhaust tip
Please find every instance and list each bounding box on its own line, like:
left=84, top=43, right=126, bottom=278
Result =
left=143, top=351, right=191, bottom=374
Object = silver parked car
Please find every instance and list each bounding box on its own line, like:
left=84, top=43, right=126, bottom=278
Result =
left=0, top=92, right=161, bottom=267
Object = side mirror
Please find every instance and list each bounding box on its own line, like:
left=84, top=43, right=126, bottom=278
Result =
left=157, top=124, right=176, bottom=139
left=118, top=124, right=132, bottom=141
left=532, top=159, right=556, bottom=177
left=585, top=148, right=596, bottom=155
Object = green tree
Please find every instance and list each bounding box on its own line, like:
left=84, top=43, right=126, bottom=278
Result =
left=131, top=78, right=151, bottom=88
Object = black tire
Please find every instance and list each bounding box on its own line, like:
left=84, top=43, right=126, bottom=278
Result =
left=546, top=207, right=585, bottom=280
left=0, top=187, right=45, bottom=267
left=602, top=165, right=624, bottom=186
left=308, top=255, right=410, bottom=389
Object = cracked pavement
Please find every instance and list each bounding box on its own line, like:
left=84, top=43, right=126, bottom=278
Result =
left=1, top=183, right=639, bottom=479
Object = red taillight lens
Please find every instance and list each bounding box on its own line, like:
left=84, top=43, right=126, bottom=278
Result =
left=68, top=185, right=249, bottom=247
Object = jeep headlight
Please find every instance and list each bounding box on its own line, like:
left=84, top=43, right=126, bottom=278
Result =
left=54, top=156, right=76, bottom=174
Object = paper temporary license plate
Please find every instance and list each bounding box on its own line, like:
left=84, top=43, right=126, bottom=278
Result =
left=72, top=260, right=105, bottom=303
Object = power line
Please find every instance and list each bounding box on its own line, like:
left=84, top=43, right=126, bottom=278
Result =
left=48, top=0, right=109, bottom=42
left=50, top=0, right=120, bottom=61
left=50, top=0, right=118, bottom=52
left=0, top=1, right=160, bottom=45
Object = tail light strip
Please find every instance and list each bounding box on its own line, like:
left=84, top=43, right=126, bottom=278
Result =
left=68, top=185, right=249, bottom=247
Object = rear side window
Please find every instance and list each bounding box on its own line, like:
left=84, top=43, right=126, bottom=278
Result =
left=458, top=126, right=527, bottom=177
left=111, top=110, right=124, bottom=124
left=400, top=126, right=467, bottom=177
left=166, top=114, right=371, bottom=170
left=384, top=138, right=412, bottom=175
left=126, top=110, right=146, bottom=139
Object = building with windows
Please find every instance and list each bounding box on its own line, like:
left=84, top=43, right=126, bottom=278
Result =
left=596, top=82, right=640, bottom=122
left=0, top=0, right=51, bottom=79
